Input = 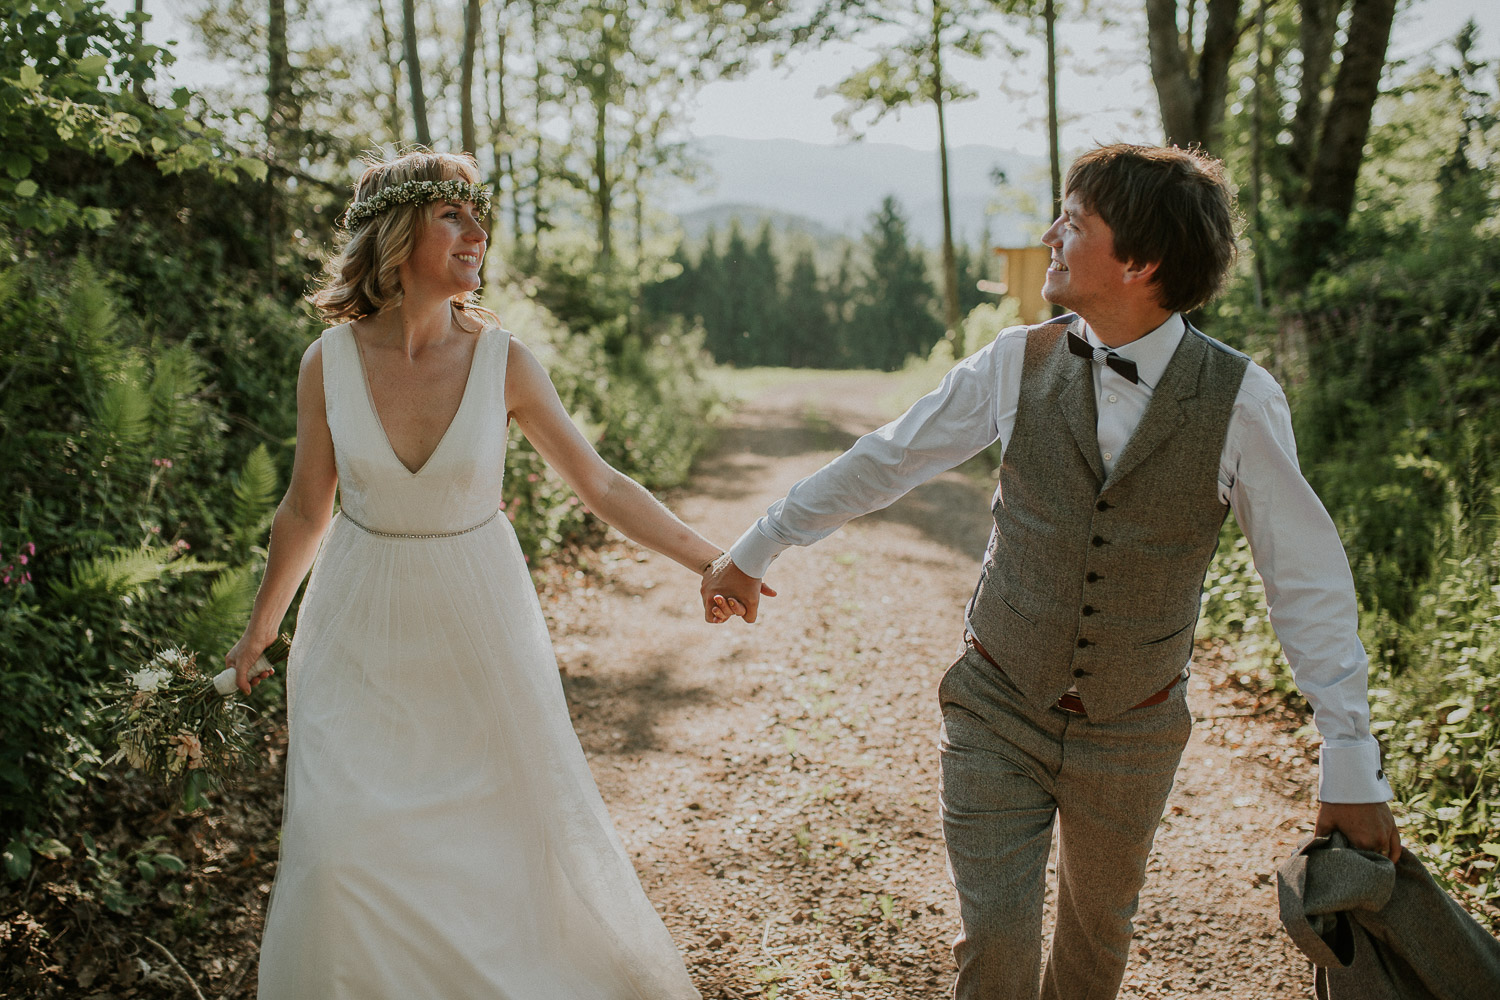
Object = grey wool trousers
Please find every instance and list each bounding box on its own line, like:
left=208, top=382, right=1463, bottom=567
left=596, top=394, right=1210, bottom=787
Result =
left=938, top=644, right=1193, bottom=1000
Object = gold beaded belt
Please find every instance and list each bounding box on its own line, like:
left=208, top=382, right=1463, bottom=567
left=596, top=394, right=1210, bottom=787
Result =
left=339, top=508, right=499, bottom=540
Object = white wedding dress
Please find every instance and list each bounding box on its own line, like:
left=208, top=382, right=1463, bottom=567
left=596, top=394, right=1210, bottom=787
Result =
left=256, top=324, right=699, bottom=999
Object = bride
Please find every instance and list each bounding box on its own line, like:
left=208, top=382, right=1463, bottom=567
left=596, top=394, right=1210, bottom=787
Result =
left=224, top=149, right=758, bottom=998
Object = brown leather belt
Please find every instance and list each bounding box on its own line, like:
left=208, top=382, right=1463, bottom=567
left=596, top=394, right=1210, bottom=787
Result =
left=965, top=633, right=1183, bottom=715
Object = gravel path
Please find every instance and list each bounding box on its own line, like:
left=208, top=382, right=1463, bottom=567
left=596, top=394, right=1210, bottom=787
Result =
left=541, top=371, right=1324, bottom=999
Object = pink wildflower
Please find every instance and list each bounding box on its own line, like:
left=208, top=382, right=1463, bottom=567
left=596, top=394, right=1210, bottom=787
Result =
left=527, top=473, right=539, bottom=483
left=24, top=542, right=34, bottom=556
left=18, top=554, right=26, bottom=565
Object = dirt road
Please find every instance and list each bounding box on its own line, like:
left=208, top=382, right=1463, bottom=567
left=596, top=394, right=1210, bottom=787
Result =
left=542, top=372, right=1321, bottom=1000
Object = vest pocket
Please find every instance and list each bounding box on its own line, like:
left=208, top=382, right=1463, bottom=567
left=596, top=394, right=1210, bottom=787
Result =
left=1138, top=616, right=1195, bottom=647
left=995, top=589, right=1037, bottom=626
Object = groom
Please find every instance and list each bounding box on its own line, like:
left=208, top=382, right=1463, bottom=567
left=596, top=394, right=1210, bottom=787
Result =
left=701, top=143, right=1399, bottom=999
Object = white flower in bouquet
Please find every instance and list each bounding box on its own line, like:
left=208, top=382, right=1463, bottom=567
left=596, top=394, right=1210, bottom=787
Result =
left=103, top=636, right=291, bottom=788
left=129, top=667, right=173, bottom=693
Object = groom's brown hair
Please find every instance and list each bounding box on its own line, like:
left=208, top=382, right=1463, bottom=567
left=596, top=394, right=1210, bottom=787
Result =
left=1065, top=144, right=1238, bottom=314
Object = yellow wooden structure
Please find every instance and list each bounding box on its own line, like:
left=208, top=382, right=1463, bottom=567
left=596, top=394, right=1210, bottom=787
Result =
left=991, top=246, right=1055, bottom=325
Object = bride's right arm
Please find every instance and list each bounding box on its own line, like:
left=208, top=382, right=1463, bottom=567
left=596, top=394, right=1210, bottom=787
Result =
left=225, top=338, right=339, bottom=693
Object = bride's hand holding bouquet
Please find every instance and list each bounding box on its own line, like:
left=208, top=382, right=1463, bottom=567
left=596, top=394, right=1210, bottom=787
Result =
left=225, top=627, right=287, bottom=695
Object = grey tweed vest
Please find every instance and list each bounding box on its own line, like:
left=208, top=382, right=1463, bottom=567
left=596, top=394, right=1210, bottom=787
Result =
left=966, top=316, right=1250, bottom=721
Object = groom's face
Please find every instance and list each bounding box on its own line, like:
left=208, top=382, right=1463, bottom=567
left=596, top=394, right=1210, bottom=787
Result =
left=1040, top=192, right=1130, bottom=315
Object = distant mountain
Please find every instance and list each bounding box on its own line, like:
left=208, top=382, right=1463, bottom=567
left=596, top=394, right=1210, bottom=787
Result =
left=675, top=203, right=846, bottom=244
left=660, top=135, right=1054, bottom=249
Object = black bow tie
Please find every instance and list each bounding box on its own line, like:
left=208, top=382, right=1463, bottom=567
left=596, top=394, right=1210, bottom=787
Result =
left=1067, top=330, right=1139, bottom=385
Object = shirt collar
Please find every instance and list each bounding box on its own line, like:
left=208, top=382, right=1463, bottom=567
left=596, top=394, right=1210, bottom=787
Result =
left=1081, top=313, right=1184, bottom=390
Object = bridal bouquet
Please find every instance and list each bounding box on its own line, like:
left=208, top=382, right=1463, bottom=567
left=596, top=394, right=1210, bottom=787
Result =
left=104, top=635, right=290, bottom=785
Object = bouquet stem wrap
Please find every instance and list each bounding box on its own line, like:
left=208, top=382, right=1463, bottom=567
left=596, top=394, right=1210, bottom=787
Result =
left=212, top=633, right=292, bottom=696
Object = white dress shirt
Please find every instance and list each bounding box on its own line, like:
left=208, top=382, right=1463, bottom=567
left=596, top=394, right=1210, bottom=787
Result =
left=729, top=314, right=1392, bottom=804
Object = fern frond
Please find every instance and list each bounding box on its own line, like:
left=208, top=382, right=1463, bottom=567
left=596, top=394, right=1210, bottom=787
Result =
left=56, top=546, right=174, bottom=603
left=148, top=343, right=206, bottom=455
left=230, top=445, right=279, bottom=552
left=62, top=258, right=124, bottom=393
left=178, top=566, right=256, bottom=654
left=54, top=546, right=224, bottom=604
left=93, top=376, right=151, bottom=447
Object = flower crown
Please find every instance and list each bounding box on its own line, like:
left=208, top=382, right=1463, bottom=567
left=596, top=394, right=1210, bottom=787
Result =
left=343, top=178, right=492, bottom=230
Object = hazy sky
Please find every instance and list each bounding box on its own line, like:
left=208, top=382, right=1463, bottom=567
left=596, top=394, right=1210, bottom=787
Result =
left=121, top=0, right=1499, bottom=156
left=686, top=0, right=1500, bottom=154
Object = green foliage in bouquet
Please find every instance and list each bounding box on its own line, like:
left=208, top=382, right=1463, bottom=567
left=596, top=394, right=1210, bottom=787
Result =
left=103, top=647, right=257, bottom=784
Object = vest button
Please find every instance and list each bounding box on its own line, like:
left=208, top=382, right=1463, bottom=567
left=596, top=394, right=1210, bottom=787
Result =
left=1092, top=535, right=1105, bottom=547
left=1086, top=572, right=1100, bottom=583
left=1073, top=668, right=1088, bottom=678
left=1082, top=605, right=1095, bottom=616
left=1076, top=637, right=1091, bottom=648
left=1096, top=500, right=1110, bottom=512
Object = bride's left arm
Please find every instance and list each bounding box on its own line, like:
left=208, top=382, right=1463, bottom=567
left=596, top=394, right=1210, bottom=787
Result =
left=505, top=336, right=723, bottom=577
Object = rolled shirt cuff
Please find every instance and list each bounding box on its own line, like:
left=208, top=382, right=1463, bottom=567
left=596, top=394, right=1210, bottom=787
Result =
left=727, top=520, right=789, bottom=579
left=1318, top=739, right=1394, bottom=803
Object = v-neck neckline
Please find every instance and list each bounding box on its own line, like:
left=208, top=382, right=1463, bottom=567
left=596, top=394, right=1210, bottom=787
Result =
left=349, top=326, right=484, bottom=477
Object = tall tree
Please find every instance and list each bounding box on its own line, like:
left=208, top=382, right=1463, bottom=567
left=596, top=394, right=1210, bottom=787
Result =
left=1285, top=0, right=1340, bottom=187
left=1144, top=0, right=1244, bottom=152
left=1042, top=0, right=1061, bottom=219
left=550, top=0, right=784, bottom=268
left=854, top=197, right=945, bottom=371
left=820, top=0, right=1003, bottom=351
left=1291, top=0, right=1398, bottom=272
left=783, top=248, right=834, bottom=368
left=695, top=228, right=728, bottom=360
left=745, top=223, right=785, bottom=365
left=459, top=0, right=482, bottom=153
left=373, top=0, right=407, bottom=140
left=401, top=0, right=431, bottom=145
left=265, top=0, right=294, bottom=287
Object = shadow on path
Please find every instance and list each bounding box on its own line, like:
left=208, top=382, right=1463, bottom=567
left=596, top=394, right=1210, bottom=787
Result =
left=563, top=656, right=716, bottom=756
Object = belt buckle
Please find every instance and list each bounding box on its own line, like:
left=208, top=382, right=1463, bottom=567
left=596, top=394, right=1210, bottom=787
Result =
left=1055, top=692, right=1088, bottom=715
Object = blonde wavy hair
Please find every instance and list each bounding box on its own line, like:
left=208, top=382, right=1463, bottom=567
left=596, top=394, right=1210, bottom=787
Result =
left=312, top=149, right=494, bottom=327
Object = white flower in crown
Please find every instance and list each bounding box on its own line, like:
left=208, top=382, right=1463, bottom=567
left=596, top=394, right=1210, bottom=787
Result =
left=343, top=179, right=493, bottom=230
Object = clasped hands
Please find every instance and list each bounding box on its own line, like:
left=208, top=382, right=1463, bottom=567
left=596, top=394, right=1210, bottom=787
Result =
left=700, top=552, right=774, bottom=624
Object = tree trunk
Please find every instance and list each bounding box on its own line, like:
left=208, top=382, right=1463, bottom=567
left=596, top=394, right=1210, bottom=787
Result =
left=460, top=0, right=482, bottom=154
left=593, top=84, right=612, bottom=266
left=1286, top=0, right=1342, bottom=193
left=490, top=10, right=520, bottom=248
left=1248, top=0, right=1268, bottom=308
left=931, top=2, right=960, bottom=350
left=374, top=0, right=406, bottom=141
left=1294, top=0, right=1397, bottom=279
left=132, top=0, right=146, bottom=100
left=266, top=0, right=292, bottom=290
left=1144, top=0, right=1243, bottom=152
left=402, top=0, right=431, bottom=146
left=529, top=0, right=545, bottom=258
left=1044, top=0, right=1060, bottom=221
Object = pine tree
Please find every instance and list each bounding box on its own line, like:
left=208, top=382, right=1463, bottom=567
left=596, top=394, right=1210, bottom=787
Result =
left=744, top=223, right=784, bottom=366
left=721, top=220, right=754, bottom=366
left=695, top=229, right=729, bottom=361
left=955, top=236, right=988, bottom=321
left=853, top=197, right=944, bottom=371
left=782, top=248, right=833, bottom=368
left=826, top=243, right=859, bottom=368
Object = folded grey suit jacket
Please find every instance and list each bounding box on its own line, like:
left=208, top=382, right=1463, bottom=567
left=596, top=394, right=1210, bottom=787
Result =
left=1277, top=831, right=1500, bottom=999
